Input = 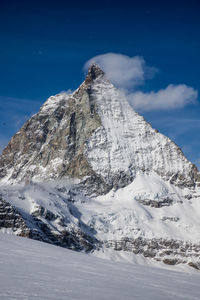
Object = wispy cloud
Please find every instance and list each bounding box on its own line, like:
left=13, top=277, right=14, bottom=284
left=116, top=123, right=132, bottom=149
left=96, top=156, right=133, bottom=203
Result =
left=59, top=89, right=73, bottom=95
left=0, top=96, right=42, bottom=111
left=84, top=53, right=198, bottom=111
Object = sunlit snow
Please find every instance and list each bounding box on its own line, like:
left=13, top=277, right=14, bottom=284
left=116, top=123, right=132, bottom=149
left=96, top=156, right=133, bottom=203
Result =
left=0, top=234, right=199, bottom=300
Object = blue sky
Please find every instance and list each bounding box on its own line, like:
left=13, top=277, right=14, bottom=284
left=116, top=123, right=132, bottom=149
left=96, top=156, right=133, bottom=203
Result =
left=0, top=0, right=200, bottom=167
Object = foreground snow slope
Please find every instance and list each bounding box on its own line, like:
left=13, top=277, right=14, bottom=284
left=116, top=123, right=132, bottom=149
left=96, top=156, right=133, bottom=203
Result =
left=0, top=234, right=200, bottom=300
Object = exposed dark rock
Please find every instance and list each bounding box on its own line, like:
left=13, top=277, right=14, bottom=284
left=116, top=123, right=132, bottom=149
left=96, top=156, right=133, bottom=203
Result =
left=163, top=258, right=179, bottom=265
left=188, top=262, right=200, bottom=270
left=29, top=216, right=99, bottom=252
left=85, top=63, right=105, bottom=84
left=161, top=216, right=180, bottom=222
left=184, top=194, right=193, bottom=200
left=104, top=237, right=200, bottom=268
left=136, top=197, right=173, bottom=208
left=31, top=206, right=56, bottom=221
left=0, top=197, right=29, bottom=236
left=0, top=195, right=99, bottom=252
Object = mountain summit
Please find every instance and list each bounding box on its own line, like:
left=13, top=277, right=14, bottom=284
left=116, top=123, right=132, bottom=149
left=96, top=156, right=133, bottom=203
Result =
left=0, top=65, right=200, bottom=269
left=85, top=63, right=105, bottom=82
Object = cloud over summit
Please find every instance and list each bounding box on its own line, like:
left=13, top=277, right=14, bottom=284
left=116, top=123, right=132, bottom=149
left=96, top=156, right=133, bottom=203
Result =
left=85, top=53, right=198, bottom=111
left=84, top=53, right=157, bottom=89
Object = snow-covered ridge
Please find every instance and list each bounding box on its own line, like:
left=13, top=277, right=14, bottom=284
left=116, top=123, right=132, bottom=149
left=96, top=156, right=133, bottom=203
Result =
left=85, top=76, right=199, bottom=188
left=39, top=92, right=70, bottom=114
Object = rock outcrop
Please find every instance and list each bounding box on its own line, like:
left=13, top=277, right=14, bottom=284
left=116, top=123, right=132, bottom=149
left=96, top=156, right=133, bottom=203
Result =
left=0, top=196, right=29, bottom=236
left=105, top=237, right=200, bottom=270
left=0, top=192, right=98, bottom=252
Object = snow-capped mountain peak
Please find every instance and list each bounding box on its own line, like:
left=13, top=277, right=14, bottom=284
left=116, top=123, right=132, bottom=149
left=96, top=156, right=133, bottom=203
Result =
left=0, top=65, right=200, bottom=270
left=85, top=63, right=105, bottom=82
left=0, top=64, right=199, bottom=190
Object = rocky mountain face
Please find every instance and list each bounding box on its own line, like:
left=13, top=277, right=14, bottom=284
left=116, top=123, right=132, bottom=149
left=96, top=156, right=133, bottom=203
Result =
left=0, top=64, right=200, bottom=269
left=1, top=64, right=200, bottom=190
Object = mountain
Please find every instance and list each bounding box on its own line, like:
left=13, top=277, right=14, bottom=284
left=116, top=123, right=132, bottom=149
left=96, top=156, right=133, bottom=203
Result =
left=0, top=64, right=200, bottom=269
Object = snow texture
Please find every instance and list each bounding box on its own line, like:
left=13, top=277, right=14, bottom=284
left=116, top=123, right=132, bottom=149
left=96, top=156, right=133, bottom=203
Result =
left=0, top=233, right=200, bottom=300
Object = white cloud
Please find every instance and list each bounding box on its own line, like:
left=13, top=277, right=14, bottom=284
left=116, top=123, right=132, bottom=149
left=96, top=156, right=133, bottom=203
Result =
left=84, top=53, right=157, bottom=89
left=84, top=53, right=198, bottom=111
left=59, top=89, right=73, bottom=95
left=128, top=84, right=198, bottom=111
